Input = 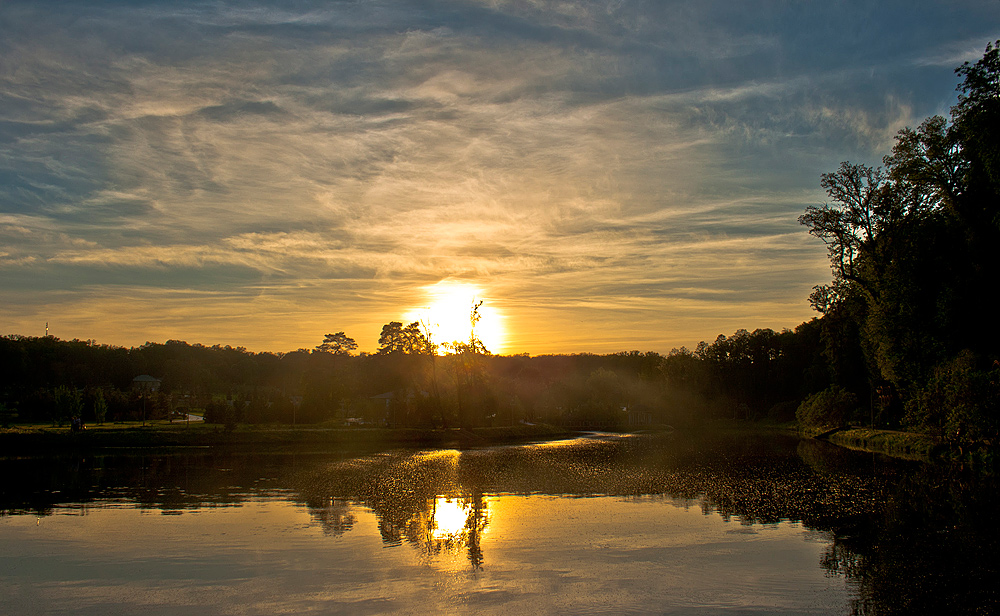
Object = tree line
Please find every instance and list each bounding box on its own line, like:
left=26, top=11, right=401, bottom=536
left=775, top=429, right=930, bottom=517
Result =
left=0, top=43, right=997, bottom=445
left=0, top=321, right=826, bottom=430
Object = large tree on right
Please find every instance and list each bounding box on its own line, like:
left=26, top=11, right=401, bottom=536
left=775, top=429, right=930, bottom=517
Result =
left=800, top=42, right=1000, bottom=438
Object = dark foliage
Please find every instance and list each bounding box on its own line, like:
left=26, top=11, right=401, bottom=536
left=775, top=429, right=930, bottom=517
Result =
left=798, top=41, right=1000, bottom=442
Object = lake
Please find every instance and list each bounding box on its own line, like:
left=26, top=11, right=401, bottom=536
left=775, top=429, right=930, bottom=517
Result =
left=1, top=431, right=996, bottom=615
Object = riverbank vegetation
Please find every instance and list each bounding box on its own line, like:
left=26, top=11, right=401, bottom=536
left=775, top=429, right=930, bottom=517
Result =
left=816, top=428, right=940, bottom=462
left=1, top=43, right=997, bottom=457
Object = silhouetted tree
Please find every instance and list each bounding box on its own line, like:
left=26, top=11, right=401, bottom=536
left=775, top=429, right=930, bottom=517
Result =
left=799, top=42, right=1000, bottom=434
left=316, top=332, right=358, bottom=355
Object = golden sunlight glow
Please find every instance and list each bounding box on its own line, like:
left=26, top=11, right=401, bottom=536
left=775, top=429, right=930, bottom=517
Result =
left=431, top=497, right=470, bottom=539
left=406, top=281, right=506, bottom=353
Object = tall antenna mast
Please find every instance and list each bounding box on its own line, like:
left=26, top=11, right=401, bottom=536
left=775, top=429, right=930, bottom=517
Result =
left=45, top=322, right=49, bottom=336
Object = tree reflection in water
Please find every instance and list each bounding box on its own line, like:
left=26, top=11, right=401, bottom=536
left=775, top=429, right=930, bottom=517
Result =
left=294, top=449, right=492, bottom=568
left=289, top=434, right=999, bottom=613
left=402, top=494, right=489, bottom=569
left=817, top=463, right=999, bottom=615
left=2, top=432, right=998, bottom=613
left=310, top=497, right=356, bottom=537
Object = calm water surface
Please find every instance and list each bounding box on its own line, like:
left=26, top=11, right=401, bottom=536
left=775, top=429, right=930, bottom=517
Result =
left=1, top=432, right=997, bottom=615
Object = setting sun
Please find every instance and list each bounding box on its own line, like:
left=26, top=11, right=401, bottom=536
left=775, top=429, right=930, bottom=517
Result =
left=406, top=281, right=506, bottom=353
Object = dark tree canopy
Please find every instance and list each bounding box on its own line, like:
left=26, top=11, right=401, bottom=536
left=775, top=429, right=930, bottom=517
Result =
left=798, top=41, right=1000, bottom=436
left=377, top=321, right=435, bottom=355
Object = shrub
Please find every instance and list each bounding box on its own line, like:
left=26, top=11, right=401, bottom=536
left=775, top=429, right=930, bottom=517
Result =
left=907, top=351, right=1000, bottom=444
left=796, top=385, right=858, bottom=430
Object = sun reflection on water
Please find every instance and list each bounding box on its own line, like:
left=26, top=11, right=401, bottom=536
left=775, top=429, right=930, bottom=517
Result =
left=399, top=493, right=491, bottom=570
left=431, top=497, right=471, bottom=540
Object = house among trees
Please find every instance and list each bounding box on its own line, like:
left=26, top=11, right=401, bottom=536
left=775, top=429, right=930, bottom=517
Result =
left=132, top=375, right=162, bottom=392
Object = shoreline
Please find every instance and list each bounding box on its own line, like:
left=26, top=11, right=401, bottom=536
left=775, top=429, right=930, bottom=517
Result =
left=0, top=423, right=577, bottom=453
left=806, top=426, right=999, bottom=467
left=3, top=421, right=984, bottom=467
left=818, top=427, right=940, bottom=461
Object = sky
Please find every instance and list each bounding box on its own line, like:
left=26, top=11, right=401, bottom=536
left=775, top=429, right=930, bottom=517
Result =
left=2, top=1, right=998, bottom=355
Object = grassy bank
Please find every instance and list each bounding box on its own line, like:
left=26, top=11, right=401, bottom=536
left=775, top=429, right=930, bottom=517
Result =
left=0, top=422, right=574, bottom=453
left=811, top=427, right=940, bottom=461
